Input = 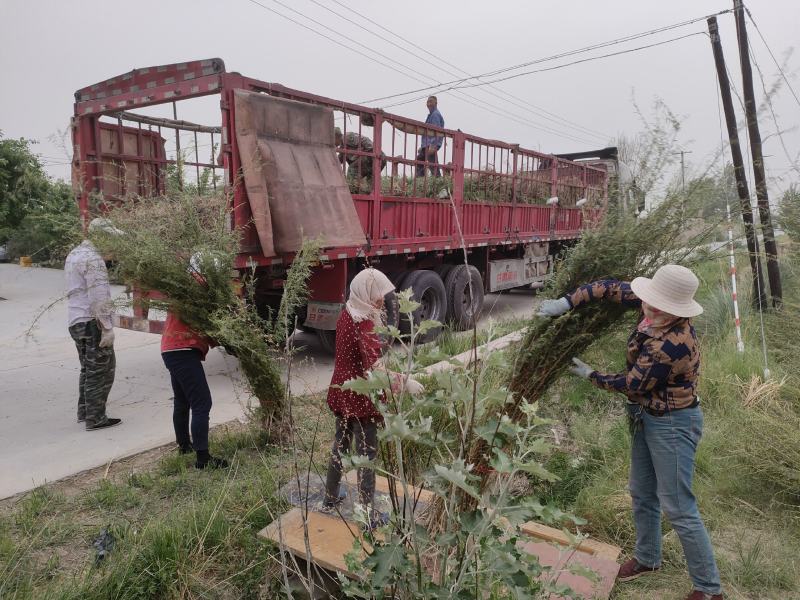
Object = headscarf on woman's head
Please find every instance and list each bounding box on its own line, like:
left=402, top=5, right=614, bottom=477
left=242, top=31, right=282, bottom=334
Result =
left=346, top=268, right=395, bottom=327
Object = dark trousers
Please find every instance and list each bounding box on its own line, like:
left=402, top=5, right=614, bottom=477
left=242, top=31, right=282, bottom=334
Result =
left=69, top=319, right=116, bottom=426
left=325, top=415, right=379, bottom=506
left=416, top=146, right=440, bottom=177
left=162, top=350, right=212, bottom=452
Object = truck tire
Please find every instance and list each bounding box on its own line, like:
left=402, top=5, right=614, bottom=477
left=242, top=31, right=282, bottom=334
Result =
left=399, top=269, right=446, bottom=343
left=434, top=263, right=454, bottom=282
left=445, top=264, right=484, bottom=330
left=393, top=270, right=411, bottom=296
left=379, top=291, right=400, bottom=348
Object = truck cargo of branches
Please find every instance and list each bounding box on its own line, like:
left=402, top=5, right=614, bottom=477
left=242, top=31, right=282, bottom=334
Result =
left=71, top=58, right=608, bottom=351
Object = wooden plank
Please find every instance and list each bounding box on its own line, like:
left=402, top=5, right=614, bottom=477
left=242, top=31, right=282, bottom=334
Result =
left=343, top=471, right=435, bottom=505
left=261, top=474, right=432, bottom=579
left=520, top=521, right=621, bottom=561
left=259, top=507, right=365, bottom=577
left=520, top=540, right=619, bottom=600
left=260, top=472, right=621, bottom=596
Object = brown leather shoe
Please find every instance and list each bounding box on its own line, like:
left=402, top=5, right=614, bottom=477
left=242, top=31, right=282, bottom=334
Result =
left=616, top=557, right=659, bottom=582
left=684, top=592, right=723, bottom=600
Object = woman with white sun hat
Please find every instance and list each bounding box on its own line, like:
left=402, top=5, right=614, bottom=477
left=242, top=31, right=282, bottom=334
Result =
left=537, top=264, right=723, bottom=600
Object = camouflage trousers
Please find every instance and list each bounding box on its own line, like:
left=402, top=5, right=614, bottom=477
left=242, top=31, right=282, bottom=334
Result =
left=69, top=319, right=116, bottom=427
left=346, top=153, right=387, bottom=181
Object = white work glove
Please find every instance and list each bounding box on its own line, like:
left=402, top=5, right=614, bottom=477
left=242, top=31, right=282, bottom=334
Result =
left=537, top=297, right=571, bottom=318
left=396, top=376, right=424, bottom=396
left=568, top=357, right=594, bottom=379
left=99, top=327, right=115, bottom=348
left=405, top=377, right=424, bottom=395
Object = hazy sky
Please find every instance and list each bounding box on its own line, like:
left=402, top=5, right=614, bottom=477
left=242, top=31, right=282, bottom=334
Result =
left=1, top=0, right=797, bottom=196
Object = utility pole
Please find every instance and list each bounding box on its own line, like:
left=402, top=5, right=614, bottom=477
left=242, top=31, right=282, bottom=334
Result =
left=734, top=0, right=782, bottom=308
left=707, top=15, right=767, bottom=310
left=673, top=150, right=693, bottom=192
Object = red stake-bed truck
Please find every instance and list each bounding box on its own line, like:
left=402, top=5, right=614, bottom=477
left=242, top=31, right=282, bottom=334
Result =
left=72, top=59, right=607, bottom=351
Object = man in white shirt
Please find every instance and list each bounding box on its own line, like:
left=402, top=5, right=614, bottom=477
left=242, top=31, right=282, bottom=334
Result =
left=65, top=218, right=122, bottom=430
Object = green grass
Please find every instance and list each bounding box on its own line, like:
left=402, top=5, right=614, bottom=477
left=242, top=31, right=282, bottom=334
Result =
left=2, top=252, right=800, bottom=598
left=0, top=421, right=303, bottom=600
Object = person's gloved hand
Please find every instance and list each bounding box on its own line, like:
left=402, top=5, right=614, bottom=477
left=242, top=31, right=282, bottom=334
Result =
left=397, top=376, right=424, bottom=396
left=99, top=327, right=115, bottom=348
left=388, top=372, right=425, bottom=395
left=537, top=297, right=571, bottom=318
left=568, top=357, right=594, bottom=379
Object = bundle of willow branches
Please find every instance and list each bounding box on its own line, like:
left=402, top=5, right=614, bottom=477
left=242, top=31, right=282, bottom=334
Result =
left=91, top=193, right=318, bottom=433
left=508, top=193, right=716, bottom=407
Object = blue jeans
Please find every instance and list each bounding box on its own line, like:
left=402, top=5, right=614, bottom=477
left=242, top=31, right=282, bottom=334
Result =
left=628, top=403, right=721, bottom=595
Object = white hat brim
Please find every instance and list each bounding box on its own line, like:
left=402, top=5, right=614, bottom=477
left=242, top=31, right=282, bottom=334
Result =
left=630, top=276, right=703, bottom=318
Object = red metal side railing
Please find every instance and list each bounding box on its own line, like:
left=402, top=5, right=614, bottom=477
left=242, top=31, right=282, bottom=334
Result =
left=74, top=60, right=607, bottom=262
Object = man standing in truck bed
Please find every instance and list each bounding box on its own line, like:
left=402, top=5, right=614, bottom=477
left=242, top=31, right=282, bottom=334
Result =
left=417, top=96, right=444, bottom=177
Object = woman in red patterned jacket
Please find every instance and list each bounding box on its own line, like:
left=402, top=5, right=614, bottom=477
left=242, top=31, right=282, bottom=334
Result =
left=322, top=268, right=422, bottom=527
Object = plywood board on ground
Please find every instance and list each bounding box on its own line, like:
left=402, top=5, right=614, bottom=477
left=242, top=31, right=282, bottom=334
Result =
left=259, top=472, right=621, bottom=597
left=260, top=507, right=364, bottom=576
left=520, top=521, right=621, bottom=561
left=520, top=540, right=620, bottom=599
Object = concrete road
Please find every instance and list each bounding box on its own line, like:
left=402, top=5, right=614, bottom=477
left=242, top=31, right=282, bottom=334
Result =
left=0, top=264, right=537, bottom=498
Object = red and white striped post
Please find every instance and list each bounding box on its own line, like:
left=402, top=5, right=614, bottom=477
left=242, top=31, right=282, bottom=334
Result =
left=726, top=202, right=745, bottom=353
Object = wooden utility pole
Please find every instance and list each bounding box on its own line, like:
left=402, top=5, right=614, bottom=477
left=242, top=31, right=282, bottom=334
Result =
left=733, top=0, right=782, bottom=307
left=673, top=150, right=693, bottom=192
left=707, top=16, right=767, bottom=310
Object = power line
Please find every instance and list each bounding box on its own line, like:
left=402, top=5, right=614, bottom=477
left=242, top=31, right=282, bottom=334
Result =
left=743, top=4, right=800, bottom=110
left=458, top=32, right=706, bottom=89
left=276, top=0, right=600, bottom=144
left=245, top=0, right=599, bottom=145
left=244, top=0, right=433, bottom=89
left=306, top=0, right=606, bottom=143
left=746, top=37, right=800, bottom=176
left=362, top=9, right=732, bottom=104
left=320, top=0, right=610, bottom=141
left=380, top=32, right=706, bottom=107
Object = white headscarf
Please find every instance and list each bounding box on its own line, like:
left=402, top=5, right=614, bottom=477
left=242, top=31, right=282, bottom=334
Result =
left=346, top=268, right=395, bottom=327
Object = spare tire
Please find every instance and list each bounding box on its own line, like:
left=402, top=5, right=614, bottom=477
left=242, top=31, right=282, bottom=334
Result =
left=444, top=264, right=484, bottom=330
left=398, top=269, right=446, bottom=343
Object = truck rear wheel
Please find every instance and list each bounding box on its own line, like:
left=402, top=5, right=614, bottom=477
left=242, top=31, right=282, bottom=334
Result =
left=399, top=269, right=446, bottom=343
left=445, top=264, right=484, bottom=330
left=434, top=263, right=454, bottom=282
left=380, top=291, right=400, bottom=348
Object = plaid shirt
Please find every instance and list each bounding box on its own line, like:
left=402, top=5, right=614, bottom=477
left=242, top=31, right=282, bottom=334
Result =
left=566, top=279, right=700, bottom=413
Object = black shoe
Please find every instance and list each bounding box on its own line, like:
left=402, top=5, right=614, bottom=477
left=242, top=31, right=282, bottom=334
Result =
left=320, top=487, right=347, bottom=513
left=195, top=450, right=229, bottom=470
left=178, top=444, right=194, bottom=455
left=363, top=510, right=390, bottom=532
left=86, top=418, right=122, bottom=431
